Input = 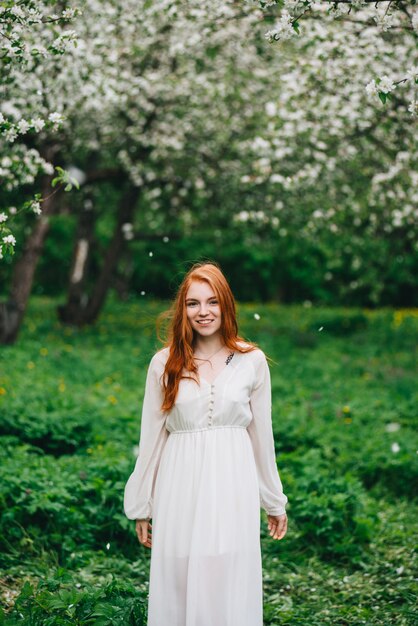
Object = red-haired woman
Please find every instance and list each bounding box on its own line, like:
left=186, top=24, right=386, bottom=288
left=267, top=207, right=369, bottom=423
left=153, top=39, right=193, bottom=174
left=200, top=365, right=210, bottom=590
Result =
left=124, top=261, right=288, bottom=626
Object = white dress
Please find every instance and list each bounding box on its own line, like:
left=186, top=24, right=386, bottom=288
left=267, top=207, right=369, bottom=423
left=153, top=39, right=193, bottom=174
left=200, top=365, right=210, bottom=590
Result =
left=123, top=343, right=288, bottom=626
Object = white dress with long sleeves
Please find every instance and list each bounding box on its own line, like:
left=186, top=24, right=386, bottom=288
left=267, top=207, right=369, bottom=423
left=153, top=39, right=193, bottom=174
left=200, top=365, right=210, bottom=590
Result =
left=123, top=343, right=288, bottom=626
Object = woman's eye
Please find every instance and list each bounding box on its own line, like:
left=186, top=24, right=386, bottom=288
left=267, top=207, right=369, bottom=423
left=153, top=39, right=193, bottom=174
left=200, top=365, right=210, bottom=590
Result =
left=187, top=301, right=218, bottom=307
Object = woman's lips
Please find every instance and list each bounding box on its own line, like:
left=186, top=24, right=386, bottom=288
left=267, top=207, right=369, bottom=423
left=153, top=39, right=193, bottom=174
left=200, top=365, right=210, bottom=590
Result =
left=197, top=319, right=214, bottom=325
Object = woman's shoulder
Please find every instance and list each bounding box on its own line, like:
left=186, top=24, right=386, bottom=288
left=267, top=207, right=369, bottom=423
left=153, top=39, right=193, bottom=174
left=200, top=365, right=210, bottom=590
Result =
left=236, top=341, right=266, bottom=364
left=149, top=346, right=170, bottom=369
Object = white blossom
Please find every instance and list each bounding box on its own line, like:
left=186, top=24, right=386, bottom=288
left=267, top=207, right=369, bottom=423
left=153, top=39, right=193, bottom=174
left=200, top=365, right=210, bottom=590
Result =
left=265, top=102, right=277, bottom=116
left=62, top=8, right=77, bottom=19
left=265, top=10, right=297, bottom=43
left=17, top=119, right=31, bottom=134
left=378, top=75, right=395, bottom=94
left=48, top=112, right=65, bottom=126
left=42, top=162, right=55, bottom=175
left=31, top=201, right=42, bottom=215
left=406, top=66, right=418, bottom=82
left=373, top=12, right=396, bottom=32
left=4, top=128, right=18, bottom=143
left=407, top=99, right=417, bottom=117
left=10, top=6, right=25, bottom=19
left=3, top=235, right=16, bottom=246
left=31, top=118, right=46, bottom=132
left=365, top=79, right=379, bottom=98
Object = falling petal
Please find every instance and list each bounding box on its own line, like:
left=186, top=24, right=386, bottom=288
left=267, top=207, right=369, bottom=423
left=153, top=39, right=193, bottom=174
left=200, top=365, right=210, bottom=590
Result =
left=385, top=422, right=400, bottom=432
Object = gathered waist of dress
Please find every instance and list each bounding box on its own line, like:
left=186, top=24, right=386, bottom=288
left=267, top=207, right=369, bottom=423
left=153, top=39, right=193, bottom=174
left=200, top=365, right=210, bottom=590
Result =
left=168, top=425, right=248, bottom=435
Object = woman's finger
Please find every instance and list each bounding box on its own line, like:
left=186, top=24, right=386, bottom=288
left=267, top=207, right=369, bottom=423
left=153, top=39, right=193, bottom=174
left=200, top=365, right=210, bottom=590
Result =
left=274, top=516, right=287, bottom=539
left=269, top=515, right=287, bottom=539
left=136, top=521, right=152, bottom=548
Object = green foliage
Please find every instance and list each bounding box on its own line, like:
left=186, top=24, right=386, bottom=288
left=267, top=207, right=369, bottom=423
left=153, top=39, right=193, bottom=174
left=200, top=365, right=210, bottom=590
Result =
left=51, top=167, right=80, bottom=193
left=2, top=572, right=146, bottom=625
left=0, top=443, right=134, bottom=564
left=0, top=409, right=92, bottom=455
left=283, top=449, right=378, bottom=563
left=306, top=310, right=368, bottom=336
left=354, top=432, right=418, bottom=499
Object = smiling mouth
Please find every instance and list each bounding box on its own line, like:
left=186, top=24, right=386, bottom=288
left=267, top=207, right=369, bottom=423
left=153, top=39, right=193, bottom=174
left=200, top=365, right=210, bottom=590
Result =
left=197, top=319, right=214, bottom=325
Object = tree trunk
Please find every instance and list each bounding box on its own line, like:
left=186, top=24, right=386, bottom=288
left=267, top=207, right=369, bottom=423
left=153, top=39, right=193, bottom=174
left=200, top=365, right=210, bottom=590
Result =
left=0, top=170, right=59, bottom=345
left=58, top=183, right=140, bottom=326
left=57, top=188, right=98, bottom=325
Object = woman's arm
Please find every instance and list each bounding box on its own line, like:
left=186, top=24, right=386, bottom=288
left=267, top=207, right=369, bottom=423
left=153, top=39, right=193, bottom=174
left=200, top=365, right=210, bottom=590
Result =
left=123, top=352, right=169, bottom=520
left=247, top=350, right=288, bottom=516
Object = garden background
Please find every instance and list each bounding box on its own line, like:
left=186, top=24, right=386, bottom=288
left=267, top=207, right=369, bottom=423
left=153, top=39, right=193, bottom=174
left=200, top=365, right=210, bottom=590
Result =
left=0, top=1, right=417, bottom=624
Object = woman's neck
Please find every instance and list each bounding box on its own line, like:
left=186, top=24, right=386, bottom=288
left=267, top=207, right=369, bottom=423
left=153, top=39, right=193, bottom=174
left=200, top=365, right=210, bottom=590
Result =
left=193, top=335, right=224, bottom=357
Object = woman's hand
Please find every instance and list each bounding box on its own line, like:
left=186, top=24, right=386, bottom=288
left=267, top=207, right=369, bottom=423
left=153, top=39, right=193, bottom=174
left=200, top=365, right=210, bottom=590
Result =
left=267, top=513, right=287, bottom=540
left=136, top=518, right=152, bottom=548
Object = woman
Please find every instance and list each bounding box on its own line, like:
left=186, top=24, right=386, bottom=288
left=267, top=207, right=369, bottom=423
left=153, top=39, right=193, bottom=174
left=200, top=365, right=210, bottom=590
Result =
left=124, top=261, right=288, bottom=626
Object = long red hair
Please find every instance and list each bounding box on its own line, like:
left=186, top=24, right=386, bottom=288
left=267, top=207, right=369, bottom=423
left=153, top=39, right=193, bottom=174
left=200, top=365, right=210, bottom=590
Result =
left=156, top=261, right=257, bottom=412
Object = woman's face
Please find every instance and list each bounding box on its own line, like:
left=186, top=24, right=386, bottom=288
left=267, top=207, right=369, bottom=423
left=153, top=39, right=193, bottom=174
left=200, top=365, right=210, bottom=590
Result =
left=185, top=280, right=222, bottom=338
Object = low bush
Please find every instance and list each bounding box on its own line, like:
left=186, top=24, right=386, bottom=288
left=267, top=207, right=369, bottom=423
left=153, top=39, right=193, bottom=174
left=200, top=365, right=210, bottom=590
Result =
left=307, top=311, right=368, bottom=336
left=282, top=449, right=378, bottom=563
left=0, top=570, right=146, bottom=625
left=0, top=443, right=137, bottom=565
left=0, top=409, right=93, bottom=456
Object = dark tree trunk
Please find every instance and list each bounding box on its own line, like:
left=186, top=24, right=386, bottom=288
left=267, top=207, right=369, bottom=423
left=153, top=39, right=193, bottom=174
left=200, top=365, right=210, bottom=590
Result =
left=0, top=169, right=60, bottom=345
left=58, top=182, right=140, bottom=326
left=56, top=193, right=97, bottom=324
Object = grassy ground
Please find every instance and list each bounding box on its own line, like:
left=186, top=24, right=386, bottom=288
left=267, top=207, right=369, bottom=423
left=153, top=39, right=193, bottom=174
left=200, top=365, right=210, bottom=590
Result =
left=0, top=296, right=417, bottom=625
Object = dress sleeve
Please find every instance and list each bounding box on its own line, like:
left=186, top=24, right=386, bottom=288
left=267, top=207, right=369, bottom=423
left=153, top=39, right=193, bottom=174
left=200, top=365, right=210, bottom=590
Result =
left=247, top=351, right=288, bottom=516
left=123, top=352, right=169, bottom=521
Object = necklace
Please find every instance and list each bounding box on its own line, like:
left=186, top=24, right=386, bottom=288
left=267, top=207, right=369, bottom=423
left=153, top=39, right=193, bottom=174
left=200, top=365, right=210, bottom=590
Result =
left=194, top=345, right=234, bottom=366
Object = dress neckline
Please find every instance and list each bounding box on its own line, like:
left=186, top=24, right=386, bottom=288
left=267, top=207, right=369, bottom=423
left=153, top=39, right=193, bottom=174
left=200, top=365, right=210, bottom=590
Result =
left=198, top=352, right=236, bottom=386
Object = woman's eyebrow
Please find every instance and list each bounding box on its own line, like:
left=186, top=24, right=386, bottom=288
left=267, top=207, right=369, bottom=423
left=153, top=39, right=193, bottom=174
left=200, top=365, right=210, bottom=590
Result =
left=185, top=297, right=217, bottom=302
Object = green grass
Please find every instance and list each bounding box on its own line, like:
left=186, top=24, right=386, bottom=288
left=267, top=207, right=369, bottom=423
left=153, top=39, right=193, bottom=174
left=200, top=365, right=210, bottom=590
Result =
left=0, top=296, right=417, bottom=625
